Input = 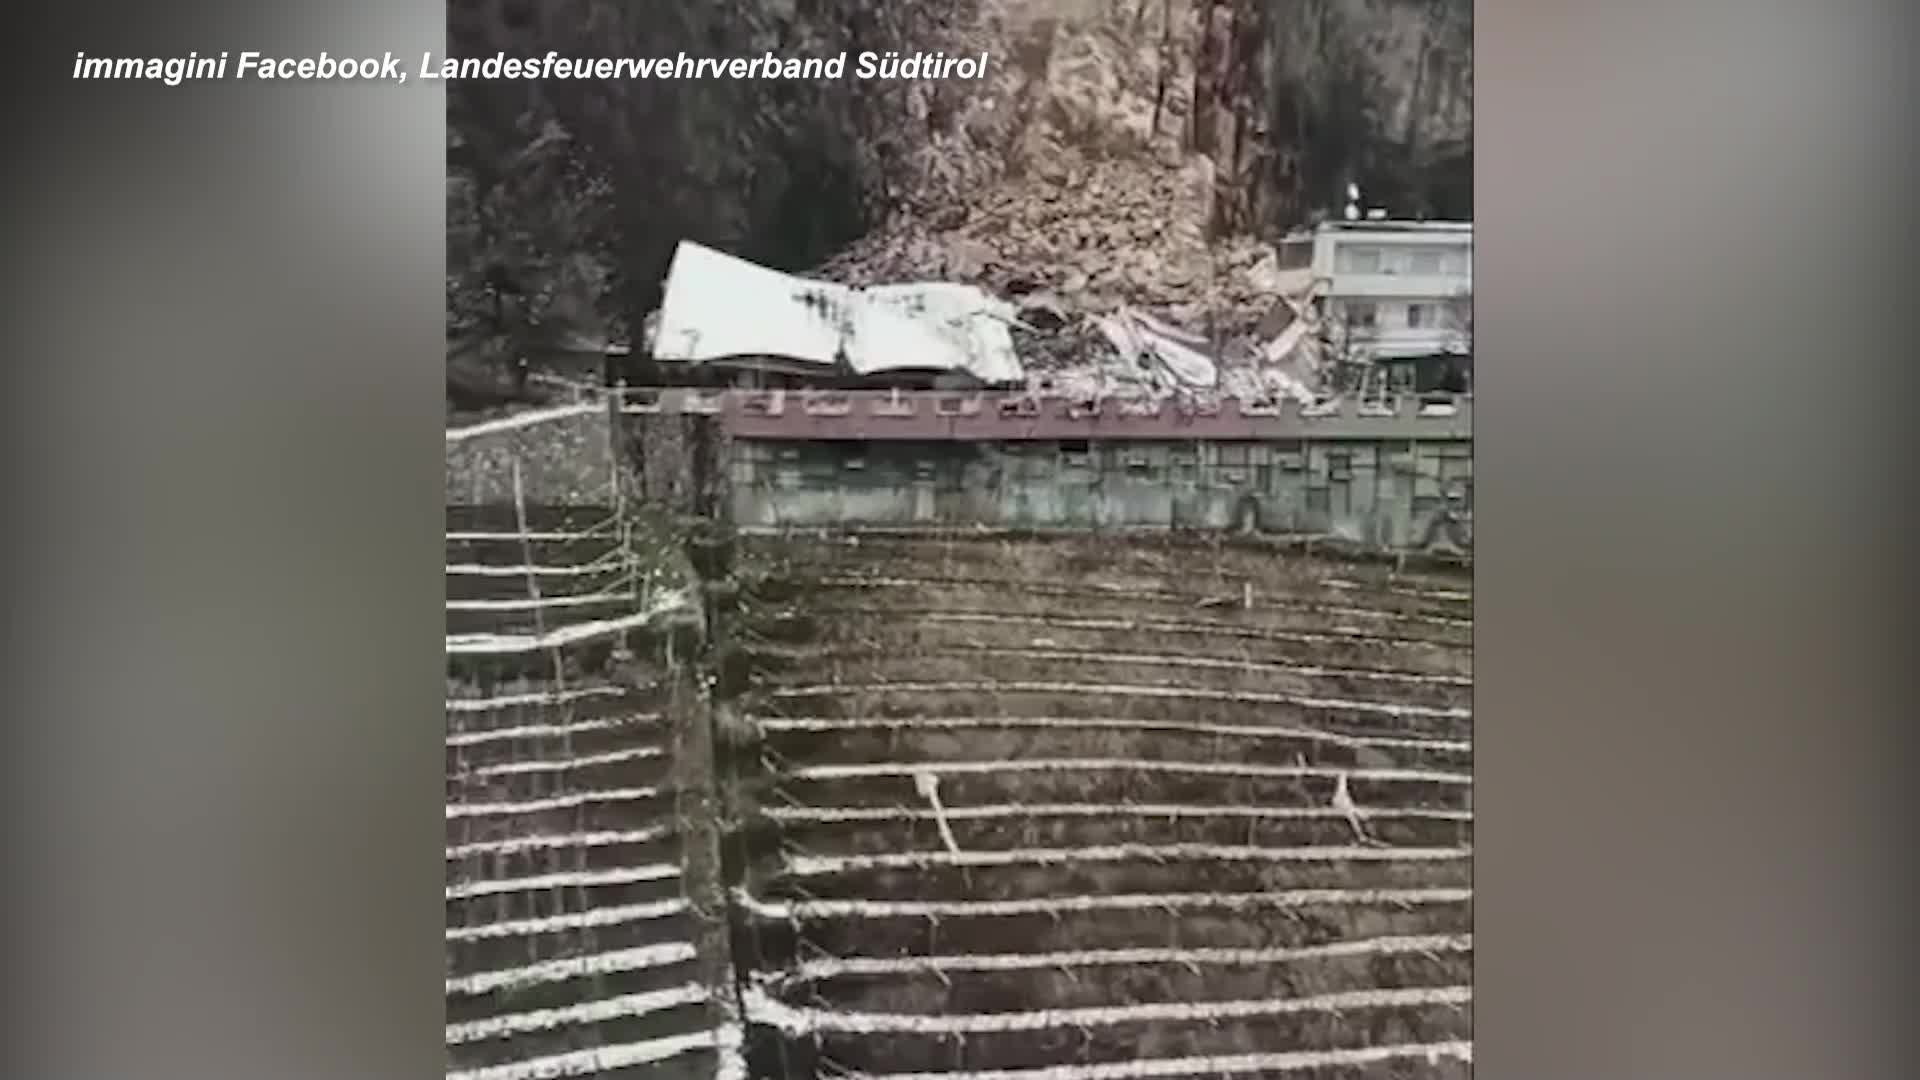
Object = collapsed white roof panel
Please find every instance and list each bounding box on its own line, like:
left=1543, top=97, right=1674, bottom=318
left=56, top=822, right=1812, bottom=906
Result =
left=652, top=241, right=1022, bottom=385
left=1096, top=308, right=1218, bottom=390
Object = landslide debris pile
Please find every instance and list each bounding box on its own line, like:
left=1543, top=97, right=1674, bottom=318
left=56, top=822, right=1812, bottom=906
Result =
left=821, top=0, right=1474, bottom=315
left=448, top=0, right=1472, bottom=410
left=727, top=534, right=1475, bottom=1077
left=819, top=1, right=1293, bottom=338
left=810, top=0, right=1349, bottom=401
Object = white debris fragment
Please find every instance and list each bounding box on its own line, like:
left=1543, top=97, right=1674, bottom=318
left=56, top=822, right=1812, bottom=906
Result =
left=653, top=240, right=1023, bottom=385
left=913, top=770, right=963, bottom=854
left=1331, top=770, right=1374, bottom=845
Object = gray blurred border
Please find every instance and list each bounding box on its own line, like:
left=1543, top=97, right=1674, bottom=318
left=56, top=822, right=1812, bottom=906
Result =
left=1477, top=1, right=1913, bottom=1076
left=11, top=3, right=443, bottom=1077
left=5, top=2, right=1914, bottom=1078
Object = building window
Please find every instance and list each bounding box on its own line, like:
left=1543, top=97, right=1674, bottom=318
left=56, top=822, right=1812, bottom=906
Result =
left=1337, top=246, right=1381, bottom=273
left=1344, top=302, right=1378, bottom=330
left=1411, top=251, right=1442, bottom=274
left=1407, top=304, right=1428, bottom=328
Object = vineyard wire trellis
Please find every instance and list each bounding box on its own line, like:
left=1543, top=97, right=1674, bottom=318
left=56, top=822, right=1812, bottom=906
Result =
left=515, top=457, right=602, bottom=1051
left=447, top=391, right=1474, bottom=1076
left=444, top=391, right=749, bottom=1079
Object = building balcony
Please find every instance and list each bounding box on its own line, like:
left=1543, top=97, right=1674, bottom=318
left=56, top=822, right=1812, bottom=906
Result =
left=1324, top=272, right=1472, bottom=300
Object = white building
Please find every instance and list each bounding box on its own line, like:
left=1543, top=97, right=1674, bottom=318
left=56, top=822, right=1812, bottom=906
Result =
left=1278, top=220, right=1472, bottom=362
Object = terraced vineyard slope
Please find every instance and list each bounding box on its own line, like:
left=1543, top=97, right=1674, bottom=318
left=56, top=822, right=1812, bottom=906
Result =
left=726, top=534, right=1473, bottom=1079
left=444, top=505, right=742, bottom=1080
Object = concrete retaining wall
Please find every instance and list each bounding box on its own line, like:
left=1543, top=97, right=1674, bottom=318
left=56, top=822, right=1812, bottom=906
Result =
left=726, top=436, right=1472, bottom=552
left=445, top=392, right=1473, bottom=554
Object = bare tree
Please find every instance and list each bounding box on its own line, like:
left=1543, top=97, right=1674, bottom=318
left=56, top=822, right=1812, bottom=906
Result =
left=1443, top=292, right=1473, bottom=393
left=1320, top=301, right=1378, bottom=394
left=1443, top=293, right=1473, bottom=353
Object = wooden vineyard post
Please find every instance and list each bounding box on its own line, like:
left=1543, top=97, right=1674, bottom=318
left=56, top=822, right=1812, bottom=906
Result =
left=607, top=381, right=635, bottom=663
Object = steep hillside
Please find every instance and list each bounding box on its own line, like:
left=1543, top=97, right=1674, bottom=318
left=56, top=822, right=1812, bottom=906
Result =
left=723, top=533, right=1474, bottom=1077
left=446, top=0, right=1471, bottom=390
left=446, top=0, right=978, bottom=359
left=828, top=0, right=1471, bottom=332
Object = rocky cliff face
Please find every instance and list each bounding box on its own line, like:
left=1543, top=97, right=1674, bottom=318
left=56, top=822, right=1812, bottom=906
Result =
left=1242, top=0, right=1472, bottom=229
left=825, top=0, right=1471, bottom=329
left=446, top=0, right=1471, bottom=377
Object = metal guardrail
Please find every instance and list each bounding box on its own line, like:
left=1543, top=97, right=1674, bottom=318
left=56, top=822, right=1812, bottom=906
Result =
left=447, top=389, right=1473, bottom=444
left=623, top=388, right=1474, bottom=441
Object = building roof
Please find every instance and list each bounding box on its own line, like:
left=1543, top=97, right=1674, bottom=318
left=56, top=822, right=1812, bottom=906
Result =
left=651, top=241, right=1023, bottom=386
left=1322, top=219, right=1472, bottom=234
left=1282, top=219, right=1473, bottom=243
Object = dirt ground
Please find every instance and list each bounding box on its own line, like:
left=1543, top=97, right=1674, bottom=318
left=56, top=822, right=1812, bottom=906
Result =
left=729, top=533, right=1473, bottom=1077
left=442, top=518, right=1472, bottom=1078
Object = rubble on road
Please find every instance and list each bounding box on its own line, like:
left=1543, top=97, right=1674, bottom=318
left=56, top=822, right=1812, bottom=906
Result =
left=802, top=151, right=1334, bottom=403
left=646, top=236, right=1333, bottom=404
left=1009, top=291, right=1326, bottom=407
left=633, top=4, right=1353, bottom=404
